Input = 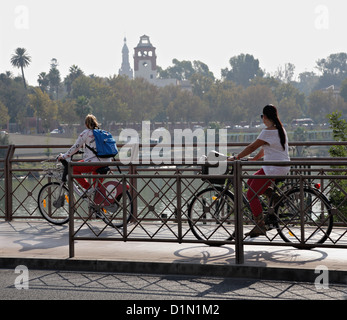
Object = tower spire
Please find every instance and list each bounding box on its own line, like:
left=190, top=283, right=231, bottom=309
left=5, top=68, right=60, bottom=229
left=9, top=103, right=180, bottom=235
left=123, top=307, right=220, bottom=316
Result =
left=119, top=37, right=133, bottom=79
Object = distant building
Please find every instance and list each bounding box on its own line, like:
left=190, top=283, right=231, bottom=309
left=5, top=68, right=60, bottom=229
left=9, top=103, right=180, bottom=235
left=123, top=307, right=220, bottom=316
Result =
left=132, top=35, right=191, bottom=90
left=118, top=35, right=191, bottom=90
left=119, top=37, right=133, bottom=79
left=134, top=35, right=157, bottom=81
left=322, top=85, right=340, bottom=100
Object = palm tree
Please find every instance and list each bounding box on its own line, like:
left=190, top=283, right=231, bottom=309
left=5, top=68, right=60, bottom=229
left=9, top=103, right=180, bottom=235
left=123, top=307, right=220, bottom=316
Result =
left=37, top=72, right=49, bottom=92
left=10, top=48, right=31, bottom=89
left=64, top=65, right=84, bottom=96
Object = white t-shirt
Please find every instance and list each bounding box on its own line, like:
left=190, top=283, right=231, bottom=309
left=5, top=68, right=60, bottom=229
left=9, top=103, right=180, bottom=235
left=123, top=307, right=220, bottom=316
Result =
left=257, top=128, right=290, bottom=175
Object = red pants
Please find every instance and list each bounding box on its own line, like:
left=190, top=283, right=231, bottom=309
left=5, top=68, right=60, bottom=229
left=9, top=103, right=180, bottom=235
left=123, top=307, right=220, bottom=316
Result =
left=73, top=160, right=103, bottom=190
left=246, top=168, right=273, bottom=217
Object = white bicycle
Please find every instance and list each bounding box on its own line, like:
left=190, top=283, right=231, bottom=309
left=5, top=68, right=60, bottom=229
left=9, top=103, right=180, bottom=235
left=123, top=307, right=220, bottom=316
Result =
left=37, top=158, right=133, bottom=228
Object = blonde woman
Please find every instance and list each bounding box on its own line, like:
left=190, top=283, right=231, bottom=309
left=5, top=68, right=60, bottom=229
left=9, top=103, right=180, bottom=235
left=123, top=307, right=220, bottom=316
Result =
left=58, top=114, right=112, bottom=194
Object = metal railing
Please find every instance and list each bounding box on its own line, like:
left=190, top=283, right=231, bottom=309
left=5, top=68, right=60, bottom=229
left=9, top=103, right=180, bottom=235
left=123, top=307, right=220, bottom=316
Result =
left=1, top=143, right=347, bottom=264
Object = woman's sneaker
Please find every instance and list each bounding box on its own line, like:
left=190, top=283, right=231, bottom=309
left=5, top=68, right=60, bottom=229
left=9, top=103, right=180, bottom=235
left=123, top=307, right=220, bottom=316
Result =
left=82, top=187, right=95, bottom=198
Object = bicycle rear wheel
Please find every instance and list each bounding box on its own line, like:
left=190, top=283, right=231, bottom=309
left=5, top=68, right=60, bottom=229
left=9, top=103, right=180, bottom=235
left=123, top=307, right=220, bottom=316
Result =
left=38, top=182, right=70, bottom=225
left=274, top=187, right=333, bottom=245
left=188, top=186, right=237, bottom=245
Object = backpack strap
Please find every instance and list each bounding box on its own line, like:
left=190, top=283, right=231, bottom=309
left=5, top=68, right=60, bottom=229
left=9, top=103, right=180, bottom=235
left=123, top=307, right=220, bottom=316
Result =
left=85, top=143, right=97, bottom=156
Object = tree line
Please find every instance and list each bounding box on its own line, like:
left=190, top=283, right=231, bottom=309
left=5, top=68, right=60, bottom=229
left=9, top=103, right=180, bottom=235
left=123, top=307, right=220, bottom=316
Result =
left=2, top=48, right=347, bottom=133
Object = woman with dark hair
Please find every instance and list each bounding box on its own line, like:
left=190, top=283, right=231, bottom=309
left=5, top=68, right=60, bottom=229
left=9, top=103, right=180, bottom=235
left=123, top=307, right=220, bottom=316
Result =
left=229, top=104, right=290, bottom=237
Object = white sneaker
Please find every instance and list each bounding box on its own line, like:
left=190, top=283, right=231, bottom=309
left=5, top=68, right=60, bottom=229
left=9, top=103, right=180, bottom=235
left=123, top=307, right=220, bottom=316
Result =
left=82, top=187, right=95, bottom=198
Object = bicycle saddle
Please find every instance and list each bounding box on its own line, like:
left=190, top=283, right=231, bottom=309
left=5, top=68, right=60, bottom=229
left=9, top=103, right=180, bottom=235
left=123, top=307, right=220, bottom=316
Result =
left=96, top=166, right=110, bottom=174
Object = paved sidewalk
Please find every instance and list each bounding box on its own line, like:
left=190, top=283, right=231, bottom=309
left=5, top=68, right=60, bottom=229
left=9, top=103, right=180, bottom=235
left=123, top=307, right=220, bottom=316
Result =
left=1, top=221, right=347, bottom=284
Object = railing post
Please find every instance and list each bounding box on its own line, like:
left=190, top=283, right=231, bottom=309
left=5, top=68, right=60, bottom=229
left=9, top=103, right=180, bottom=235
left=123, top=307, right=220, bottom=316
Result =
left=234, top=160, right=244, bottom=264
left=129, top=163, right=138, bottom=222
left=68, top=161, right=75, bottom=258
left=4, top=145, right=15, bottom=221
left=176, top=174, right=182, bottom=243
left=300, top=175, right=305, bottom=246
left=122, top=174, right=127, bottom=241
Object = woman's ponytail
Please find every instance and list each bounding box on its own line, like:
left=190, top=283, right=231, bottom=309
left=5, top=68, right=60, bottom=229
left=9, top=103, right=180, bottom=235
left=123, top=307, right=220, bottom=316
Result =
left=263, top=105, right=286, bottom=150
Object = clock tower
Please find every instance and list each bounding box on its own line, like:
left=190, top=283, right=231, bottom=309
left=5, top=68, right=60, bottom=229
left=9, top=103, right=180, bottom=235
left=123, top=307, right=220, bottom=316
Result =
left=134, top=35, right=157, bottom=81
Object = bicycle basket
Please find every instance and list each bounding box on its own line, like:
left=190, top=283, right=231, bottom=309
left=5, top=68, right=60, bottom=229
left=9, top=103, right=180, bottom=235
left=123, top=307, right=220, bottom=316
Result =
left=201, top=164, right=232, bottom=185
left=41, top=160, right=64, bottom=179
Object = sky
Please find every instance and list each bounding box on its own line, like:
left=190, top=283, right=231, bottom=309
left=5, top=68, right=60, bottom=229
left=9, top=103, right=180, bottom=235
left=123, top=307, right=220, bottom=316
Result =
left=1, top=0, right=346, bottom=86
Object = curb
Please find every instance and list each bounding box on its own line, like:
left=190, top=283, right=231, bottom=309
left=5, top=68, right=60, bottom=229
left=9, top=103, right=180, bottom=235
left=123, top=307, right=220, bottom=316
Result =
left=1, top=257, right=347, bottom=285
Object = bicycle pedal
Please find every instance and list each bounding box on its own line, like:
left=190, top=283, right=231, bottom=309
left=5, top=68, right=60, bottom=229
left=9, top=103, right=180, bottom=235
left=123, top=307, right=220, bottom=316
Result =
left=265, top=213, right=277, bottom=225
left=53, top=195, right=65, bottom=208
left=266, top=224, right=275, bottom=231
left=95, top=211, right=103, bottom=219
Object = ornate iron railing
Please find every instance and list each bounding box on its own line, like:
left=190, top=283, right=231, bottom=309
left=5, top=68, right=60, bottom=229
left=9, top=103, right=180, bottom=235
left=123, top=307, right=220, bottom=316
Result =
left=1, top=143, right=347, bottom=263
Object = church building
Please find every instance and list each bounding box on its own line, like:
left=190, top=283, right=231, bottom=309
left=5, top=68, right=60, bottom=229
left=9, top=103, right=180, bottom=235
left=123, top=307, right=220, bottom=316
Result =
left=119, top=35, right=190, bottom=89
left=119, top=37, right=133, bottom=79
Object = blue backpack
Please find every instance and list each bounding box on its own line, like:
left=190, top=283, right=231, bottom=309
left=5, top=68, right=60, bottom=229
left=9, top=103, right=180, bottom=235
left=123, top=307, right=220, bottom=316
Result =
left=86, top=129, right=118, bottom=158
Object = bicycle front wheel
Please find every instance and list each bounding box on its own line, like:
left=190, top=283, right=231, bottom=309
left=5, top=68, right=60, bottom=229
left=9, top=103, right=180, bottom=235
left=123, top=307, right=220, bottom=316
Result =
left=38, top=182, right=70, bottom=225
left=274, top=187, right=333, bottom=245
left=188, top=186, right=236, bottom=245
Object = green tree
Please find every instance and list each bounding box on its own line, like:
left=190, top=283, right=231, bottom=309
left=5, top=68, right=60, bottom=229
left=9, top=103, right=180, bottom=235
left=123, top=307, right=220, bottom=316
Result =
left=308, top=89, right=347, bottom=123
left=274, top=63, right=295, bottom=83
left=315, top=52, right=347, bottom=89
left=158, top=59, right=215, bottom=82
left=129, top=78, right=161, bottom=121
left=57, top=98, right=79, bottom=125
left=340, top=78, right=347, bottom=103
left=10, top=48, right=31, bottom=89
left=158, top=59, right=194, bottom=81
left=0, top=73, right=29, bottom=124
left=167, top=89, right=208, bottom=122
left=327, top=111, right=347, bottom=220
left=204, top=80, right=244, bottom=124
left=0, top=100, right=10, bottom=127
left=28, top=88, right=58, bottom=132
left=274, top=83, right=306, bottom=123
left=296, top=71, right=319, bottom=96
left=48, top=58, right=61, bottom=100
left=241, top=84, right=276, bottom=125
left=71, top=74, right=102, bottom=99
left=190, top=73, right=214, bottom=98
left=106, top=75, right=132, bottom=122
left=37, top=72, right=49, bottom=93
left=75, top=96, right=92, bottom=124
left=328, top=111, right=347, bottom=157
left=64, top=65, right=84, bottom=96
left=221, top=53, right=264, bottom=87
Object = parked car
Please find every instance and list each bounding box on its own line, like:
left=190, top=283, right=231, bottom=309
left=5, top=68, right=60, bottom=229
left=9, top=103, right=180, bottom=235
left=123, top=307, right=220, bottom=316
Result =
left=291, top=118, right=314, bottom=128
